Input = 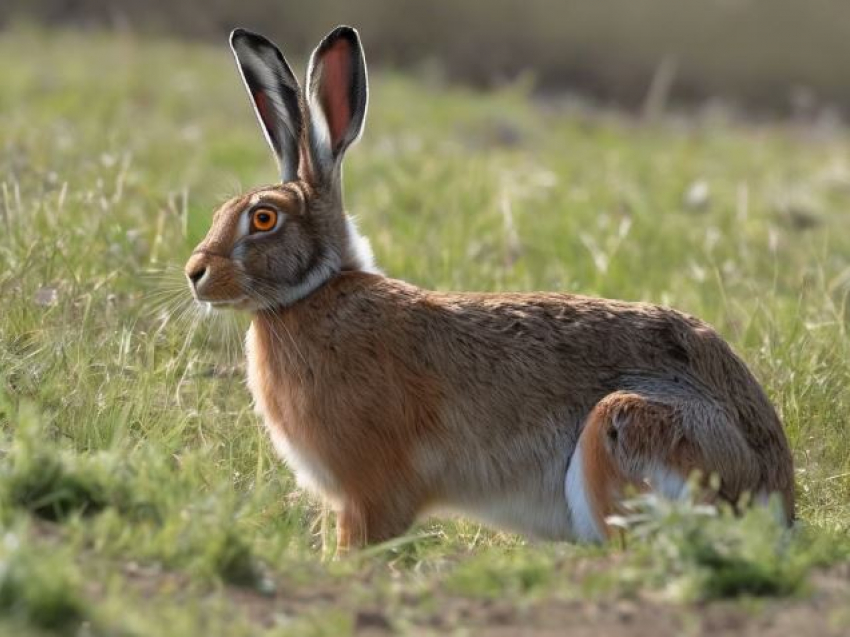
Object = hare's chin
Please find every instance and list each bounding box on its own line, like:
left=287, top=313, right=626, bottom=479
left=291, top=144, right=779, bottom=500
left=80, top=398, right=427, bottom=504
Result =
left=198, top=296, right=252, bottom=313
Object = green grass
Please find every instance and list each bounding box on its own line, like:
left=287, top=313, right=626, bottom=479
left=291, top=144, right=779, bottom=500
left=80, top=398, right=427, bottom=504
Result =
left=1, top=28, right=850, bottom=635
left=0, top=529, right=87, bottom=635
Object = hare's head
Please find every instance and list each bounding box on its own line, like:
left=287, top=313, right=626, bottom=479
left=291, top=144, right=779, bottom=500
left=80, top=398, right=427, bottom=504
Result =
left=185, top=27, right=375, bottom=311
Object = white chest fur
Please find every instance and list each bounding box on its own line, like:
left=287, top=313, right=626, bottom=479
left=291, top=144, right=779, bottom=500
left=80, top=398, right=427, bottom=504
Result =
left=245, top=324, right=342, bottom=502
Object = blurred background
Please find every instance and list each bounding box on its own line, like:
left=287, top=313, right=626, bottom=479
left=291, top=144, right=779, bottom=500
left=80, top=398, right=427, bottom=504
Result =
left=2, top=0, right=849, bottom=119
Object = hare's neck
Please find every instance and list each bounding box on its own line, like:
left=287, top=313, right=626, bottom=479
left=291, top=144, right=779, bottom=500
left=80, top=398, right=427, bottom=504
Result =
left=245, top=272, right=382, bottom=441
left=248, top=309, right=317, bottom=379
left=247, top=272, right=380, bottom=384
left=280, top=214, right=378, bottom=307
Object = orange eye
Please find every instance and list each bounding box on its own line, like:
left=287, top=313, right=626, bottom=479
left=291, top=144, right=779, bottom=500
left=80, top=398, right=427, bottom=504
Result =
left=251, top=207, right=278, bottom=232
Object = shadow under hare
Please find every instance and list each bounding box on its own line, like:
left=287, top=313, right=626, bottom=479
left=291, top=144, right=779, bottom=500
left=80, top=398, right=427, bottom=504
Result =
left=185, top=26, right=794, bottom=552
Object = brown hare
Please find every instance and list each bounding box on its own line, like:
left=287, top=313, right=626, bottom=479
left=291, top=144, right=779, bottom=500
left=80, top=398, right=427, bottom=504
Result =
left=185, top=26, right=795, bottom=551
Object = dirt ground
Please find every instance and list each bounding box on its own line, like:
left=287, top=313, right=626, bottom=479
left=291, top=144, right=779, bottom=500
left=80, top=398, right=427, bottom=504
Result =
left=124, top=561, right=849, bottom=636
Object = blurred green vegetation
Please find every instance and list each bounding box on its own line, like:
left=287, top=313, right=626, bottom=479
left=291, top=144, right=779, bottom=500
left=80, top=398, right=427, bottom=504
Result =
left=0, top=28, right=849, bottom=635
left=2, top=0, right=850, bottom=114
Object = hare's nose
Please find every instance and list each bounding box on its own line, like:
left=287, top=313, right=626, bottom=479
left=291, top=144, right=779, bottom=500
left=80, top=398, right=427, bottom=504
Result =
left=184, top=253, right=210, bottom=292
left=187, top=265, right=207, bottom=286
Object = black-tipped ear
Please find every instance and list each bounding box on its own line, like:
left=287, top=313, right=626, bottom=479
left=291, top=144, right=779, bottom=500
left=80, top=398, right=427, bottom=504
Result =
left=305, top=26, right=368, bottom=182
left=230, top=28, right=303, bottom=183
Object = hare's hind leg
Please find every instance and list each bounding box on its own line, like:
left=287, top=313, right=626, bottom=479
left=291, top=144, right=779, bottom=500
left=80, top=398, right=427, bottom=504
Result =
left=565, top=389, right=752, bottom=542
left=566, top=392, right=676, bottom=541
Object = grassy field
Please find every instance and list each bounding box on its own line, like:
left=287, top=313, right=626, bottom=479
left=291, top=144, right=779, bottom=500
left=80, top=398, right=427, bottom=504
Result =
left=1, top=29, right=850, bottom=636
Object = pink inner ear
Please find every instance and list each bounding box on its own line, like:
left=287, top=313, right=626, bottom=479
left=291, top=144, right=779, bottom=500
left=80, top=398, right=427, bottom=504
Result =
left=319, top=40, right=352, bottom=151
left=254, top=91, right=274, bottom=139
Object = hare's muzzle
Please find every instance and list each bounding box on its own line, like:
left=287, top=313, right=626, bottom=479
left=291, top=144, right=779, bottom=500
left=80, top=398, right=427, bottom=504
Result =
left=184, top=251, right=246, bottom=307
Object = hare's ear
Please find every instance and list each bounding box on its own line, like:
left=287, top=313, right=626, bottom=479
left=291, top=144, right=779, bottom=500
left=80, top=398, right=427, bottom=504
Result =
left=305, top=26, right=368, bottom=184
left=230, top=29, right=303, bottom=182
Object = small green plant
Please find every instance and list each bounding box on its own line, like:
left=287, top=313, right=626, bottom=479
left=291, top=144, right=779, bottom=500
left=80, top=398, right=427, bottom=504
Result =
left=196, top=523, right=263, bottom=587
left=6, top=449, right=109, bottom=522
left=611, top=493, right=849, bottom=601
left=447, top=548, right=553, bottom=599
left=1, top=405, right=266, bottom=590
left=0, top=530, right=89, bottom=633
left=1, top=403, right=123, bottom=522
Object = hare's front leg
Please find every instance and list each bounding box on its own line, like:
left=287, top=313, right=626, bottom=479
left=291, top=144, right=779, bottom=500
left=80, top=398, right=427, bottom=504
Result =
left=336, top=499, right=419, bottom=555
left=335, top=506, right=365, bottom=555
